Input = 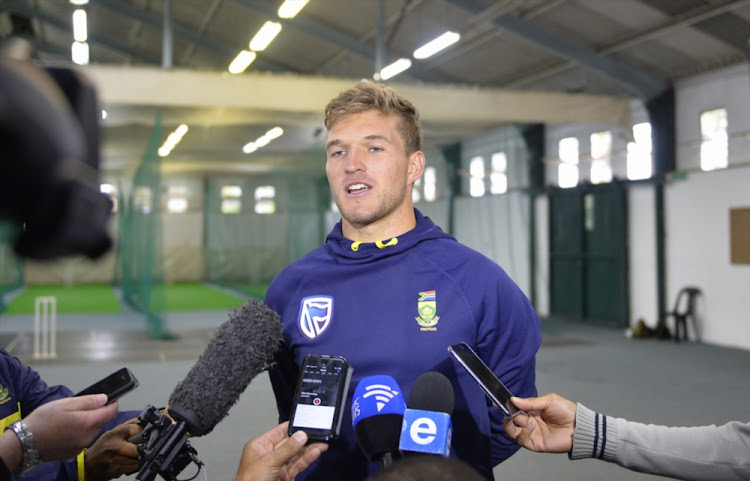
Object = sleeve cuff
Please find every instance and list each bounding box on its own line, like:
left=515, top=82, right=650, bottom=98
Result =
left=569, top=403, right=618, bottom=462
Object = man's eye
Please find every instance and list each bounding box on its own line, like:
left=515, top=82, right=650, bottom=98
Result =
left=369, top=146, right=383, bottom=152
left=329, top=150, right=345, bottom=157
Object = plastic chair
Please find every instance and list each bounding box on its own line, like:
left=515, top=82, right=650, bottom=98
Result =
left=664, top=287, right=702, bottom=343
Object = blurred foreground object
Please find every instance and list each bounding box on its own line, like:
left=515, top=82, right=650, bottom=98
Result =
left=0, top=39, right=112, bottom=260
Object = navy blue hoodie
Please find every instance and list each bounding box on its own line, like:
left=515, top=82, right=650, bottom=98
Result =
left=267, top=209, right=541, bottom=480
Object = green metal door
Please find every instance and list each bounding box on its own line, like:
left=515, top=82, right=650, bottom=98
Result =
left=549, top=183, right=628, bottom=327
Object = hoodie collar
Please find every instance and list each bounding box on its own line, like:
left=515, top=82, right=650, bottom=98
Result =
left=325, top=209, right=453, bottom=263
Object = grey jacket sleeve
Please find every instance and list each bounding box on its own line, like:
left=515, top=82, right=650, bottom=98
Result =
left=569, top=403, right=750, bottom=481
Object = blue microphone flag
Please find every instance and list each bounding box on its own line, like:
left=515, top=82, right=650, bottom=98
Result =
left=399, top=408, right=452, bottom=456
left=351, top=375, right=406, bottom=428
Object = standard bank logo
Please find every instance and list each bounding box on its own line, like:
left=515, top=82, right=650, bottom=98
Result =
left=299, top=296, right=333, bottom=339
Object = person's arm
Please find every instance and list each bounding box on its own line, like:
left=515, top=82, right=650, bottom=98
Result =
left=477, top=272, right=542, bottom=465
left=0, top=395, right=118, bottom=475
left=267, top=341, right=299, bottom=424
left=505, top=394, right=750, bottom=481
left=572, top=404, right=750, bottom=481
left=235, top=422, right=328, bottom=481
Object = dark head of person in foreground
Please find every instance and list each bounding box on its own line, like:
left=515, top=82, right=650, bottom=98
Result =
left=366, top=456, right=486, bottom=481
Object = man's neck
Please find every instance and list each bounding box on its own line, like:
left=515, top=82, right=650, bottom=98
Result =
left=342, top=213, right=417, bottom=243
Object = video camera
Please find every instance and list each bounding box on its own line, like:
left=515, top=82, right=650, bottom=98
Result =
left=0, top=39, right=113, bottom=260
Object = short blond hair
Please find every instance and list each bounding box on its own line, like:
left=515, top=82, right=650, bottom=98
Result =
left=324, top=82, right=423, bottom=154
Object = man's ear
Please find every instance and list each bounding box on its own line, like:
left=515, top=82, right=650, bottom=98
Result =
left=408, top=151, right=426, bottom=184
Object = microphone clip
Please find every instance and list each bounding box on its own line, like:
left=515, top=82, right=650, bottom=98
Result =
left=132, top=405, right=204, bottom=481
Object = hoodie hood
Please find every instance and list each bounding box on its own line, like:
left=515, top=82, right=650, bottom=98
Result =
left=324, top=209, right=455, bottom=264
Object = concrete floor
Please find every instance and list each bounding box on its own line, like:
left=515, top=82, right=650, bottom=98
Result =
left=4, top=311, right=749, bottom=481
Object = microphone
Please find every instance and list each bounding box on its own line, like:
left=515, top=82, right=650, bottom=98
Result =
left=351, top=375, right=406, bottom=468
left=133, top=299, right=283, bottom=481
left=398, top=372, right=454, bottom=457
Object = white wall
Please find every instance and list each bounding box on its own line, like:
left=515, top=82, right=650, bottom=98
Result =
left=664, top=167, right=750, bottom=349
left=627, top=185, right=657, bottom=327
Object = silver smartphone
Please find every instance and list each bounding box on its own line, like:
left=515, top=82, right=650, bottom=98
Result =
left=448, top=343, right=521, bottom=417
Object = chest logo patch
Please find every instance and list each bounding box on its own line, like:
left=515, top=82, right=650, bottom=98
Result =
left=416, top=290, right=439, bottom=331
left=299, top=296, right=333, bottom=339
left=0, top=384, right=10, bottom=404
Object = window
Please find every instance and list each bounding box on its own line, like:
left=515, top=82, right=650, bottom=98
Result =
left=590, top=131, right=612, bottom=184
left=254, top=185, right=276, bottom=214
left=627, top=123, right=652, bottom=180
left=167, top=185, right=188, bottom=213
left=489, top=152, right=507, bottom=194
left=221, top=185, right=242, bottom=214
left=412, top=177, right=422, bottom=203
left=700, top=108, right=728, bottom=171
left=413, top=166, right=437, bottom=203
left=133, top=187, right=152, bottom=214
left=558, top=137, right=579, bottom=188
left=423, top=166, right=436, bottom=202
left=100, top=183, right=118, bottom=213
left=469, top=156, right=485, bottom=197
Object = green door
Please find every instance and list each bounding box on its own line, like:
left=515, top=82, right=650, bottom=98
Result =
left=549, top=183, right=628, bottom=327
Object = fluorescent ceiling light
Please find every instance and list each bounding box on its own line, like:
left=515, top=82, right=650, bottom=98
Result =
left=72, top=9, right=87, bottom=42
left=70, top=0, right=88, bottom=4
left=71, top=41, right=89, bottom=65
left=378, top=58, right=412, bottom=81
left=250, top=21, right=282, bottom=51
left=278, top=0, right=309, bottom=19
left=413, top=31, right=460, bottom=59
left=265, top=126, right=284, bottom=139
left=255, top=135, right=271, bottom=147
left=243, top=142, right=258, bottom=154
left=228, top=50, right=257, bottom=74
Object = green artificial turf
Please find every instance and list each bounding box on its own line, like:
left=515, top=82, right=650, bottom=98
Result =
left=226, top=284, right=268, bottom=300
left=163, top=283, right=247, bottom=311
left=5, top=284, right=122, bottom=314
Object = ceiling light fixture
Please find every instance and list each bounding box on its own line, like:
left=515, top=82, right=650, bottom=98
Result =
left=249, top=21, right=282, bottom=51
left=378, top=58, right=412, bottom=81
left=159, top=124, right=189, bottom=157
left=278, top=0, right=309, bottom=19
left=72, top=9, right=87, bottom=42
left=413, top=31, right=460, bottom=59
left=69, top=0, right=88, bottom=4
left=242, top=126, right=284, bottom=154
left=228, top=50, right=257, bottom=74
left=71, top=41, right=89, bottom=65
left=265, top=126, right=284, bottom=140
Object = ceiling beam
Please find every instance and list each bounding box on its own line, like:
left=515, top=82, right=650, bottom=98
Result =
left=82, top=64, right=633, bottom=128
left=440, top=0, right=669, bottom=99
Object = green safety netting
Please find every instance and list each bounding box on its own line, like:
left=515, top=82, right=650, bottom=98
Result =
left=114, top=110, right=166, bottom=339
left=204, top=151, right=329, bottom=299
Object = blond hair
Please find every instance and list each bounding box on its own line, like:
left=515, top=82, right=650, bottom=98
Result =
left=324, top=82, right=423, bottom=154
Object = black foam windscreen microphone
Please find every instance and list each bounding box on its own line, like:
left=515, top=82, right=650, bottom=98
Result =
left=398, top=372, right=455, bottom=457
left=167, top=299, right=283, bottom=436
left=409, top=371, right=454, bottom=414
